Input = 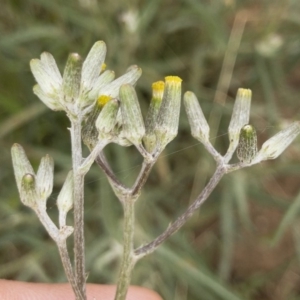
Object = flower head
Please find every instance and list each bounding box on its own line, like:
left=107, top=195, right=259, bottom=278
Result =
left=184, top=91, right=210, bottom=144
left=30, top=41, right=142, bottom=117
left=154, top=76, right=182, bottom=152
left=11, top=144, right=54, bottom=209
left=236, top=124, right=257, bottom=163
left=224, top=88, right=252, bottom=162
left=252, top=121, right=300, bottom=163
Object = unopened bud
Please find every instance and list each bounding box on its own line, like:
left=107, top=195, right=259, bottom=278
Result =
left=88, top=70, right=115, bottom=100
left=184, top=91, right=210, bottom=144
left=253, top=121, right=300, bottom=163
left=62, top=53, right=82, bottom=103
left=82, top=97, right=105, bottom=150
left=99, top=66, right=142, bottom=99
left=119, top=84, right=145, bottom=146
left=57, top=171, right=74, bottom=227
left=33, top=84, right=64, bottom=111
left=20, top=173, right=38, bottom=208
left=236, top=124, right=257, bottom=163
left=143, top=81, right=164, bottom=152
left=36, top=155, right=54, bottom=203
left=80, top=41, right=107, bottom=106
left=225, top=88, right=252, bottom=162
left=11, top=143, right=35, bottom=194
left=155, top=76, right=182, bottom=151
left=228, top=88, right=251, bottom=145
left=96, top=98, right=119, bottom=140
left=30, top=52, right=62, bottom=96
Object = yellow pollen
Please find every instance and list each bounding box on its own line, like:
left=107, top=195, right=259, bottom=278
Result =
left=165, top=76, right=182, bottom=83
left=152, top=81, right=165, bottom=101
left=152, top=81, right=165, bottom=92
left=237, top=88, right=252, bottom=99
left=101, top=63, right=107, bottom=72
left=97, top=95, right=112, bottom=108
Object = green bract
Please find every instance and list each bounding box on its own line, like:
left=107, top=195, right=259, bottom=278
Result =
left=237, top=124, right=258, bottom=163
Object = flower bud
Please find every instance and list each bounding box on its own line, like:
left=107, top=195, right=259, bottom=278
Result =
left=119, top=84, right=145, bottom=146
left=113, top=114, right=133, bottom=146
left=253, top=121, right=300, bottom=163
left=30, top=52, right=62, bottom=96
left=88, top=70, right=115, bottom=100
left=57, top=171, right=74, bottom=227
left=236, top=124, right=257, bottom=163
left=184, top=91, right=210, bottom=144
left=228, top=89, right=251, bottom=145
left=62, top=53, right=82, bottom=103
left=33, top=84, right=64, bottom=111
left=143, top=81, right=164, bottom=152
left=96, top=98, right=119, bottom=140
left=20, top=173, right=38, bottom=208
left=11, top=143, right=35, bottom=194
left=80, top=41, right=107, bottom=104
left=98, top=66, right=142, bottom=99
left=82, top=97, right=105, bottom=150
left=155, top=76, right=182, bottom=151
left=225, top=88, right=252, bottom=162
left=36, top=154, right=54, bottom=203
left=30, top=52, right=63, bottom=111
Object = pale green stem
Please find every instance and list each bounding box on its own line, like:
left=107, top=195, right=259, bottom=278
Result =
left=57, top=241, right=85, bottom=300
left=131, top=160, right=155, bottom=197
left=114, top=198, right=137, bottom=300
left=135, top=165, right=226, bottom=257
left=35, top=206, right=84, bottom=300
left=70, top=119, right=86, bottom=300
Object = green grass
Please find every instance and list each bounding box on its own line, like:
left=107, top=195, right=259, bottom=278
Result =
left=1, top=0, right=300, bottom=299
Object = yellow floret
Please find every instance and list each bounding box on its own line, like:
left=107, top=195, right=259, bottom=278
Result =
left=101, top=63, right=107, bottom=72
left=237, top=88, right=252, bottom=99
left=165, top=76, right=182, bottom=83
left=152, top=81, right=165, bottom=92
left=152, top=81, right=165, bottom=101
left=97, top=95, right=112, bottom=108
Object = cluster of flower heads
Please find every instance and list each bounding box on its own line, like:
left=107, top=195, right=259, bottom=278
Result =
left=11, top=40, right=300, bottom=239
left=9, top=40, right=300, bottom=300
left=30, top=41, right=184, bottom=156
left=30, top=41, right=141, bottom=114
left=29, top=40, right=300, bottom=163
left=13, top=41, right=300, bottom=209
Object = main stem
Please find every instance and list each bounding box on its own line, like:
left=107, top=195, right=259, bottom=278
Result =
left=114, top=198, right=136, bottom=300
left=71, top=119, right=86, bottom=300
left=58, top=241, right=85, bottom=300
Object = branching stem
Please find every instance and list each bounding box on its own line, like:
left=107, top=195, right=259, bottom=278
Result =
left=131, top=160, right=155, bottom=197
left=95, top=152, right=126, bottom=189
left=35, top=206, right=84, bottom=300
left=134, top=164, right=226, bottom=257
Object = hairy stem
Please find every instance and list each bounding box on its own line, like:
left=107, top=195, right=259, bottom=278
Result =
left=57, top=241, right=85, bottom=300
left=131, top=160, right=155, bottom=197
left=95, top=152, right=126, bottom=188
left=114, top=198, right=136, bottom=300
left=134, top=165, right=226, bottom=257
left=70, top=119, right=86, bottom=299
left=34, top=206, right=59, bottom=242
left=35, top=206, right=83, bottom=299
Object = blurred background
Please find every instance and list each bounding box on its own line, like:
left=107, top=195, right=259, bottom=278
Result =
left=1, top=0, right=300, bottom=299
